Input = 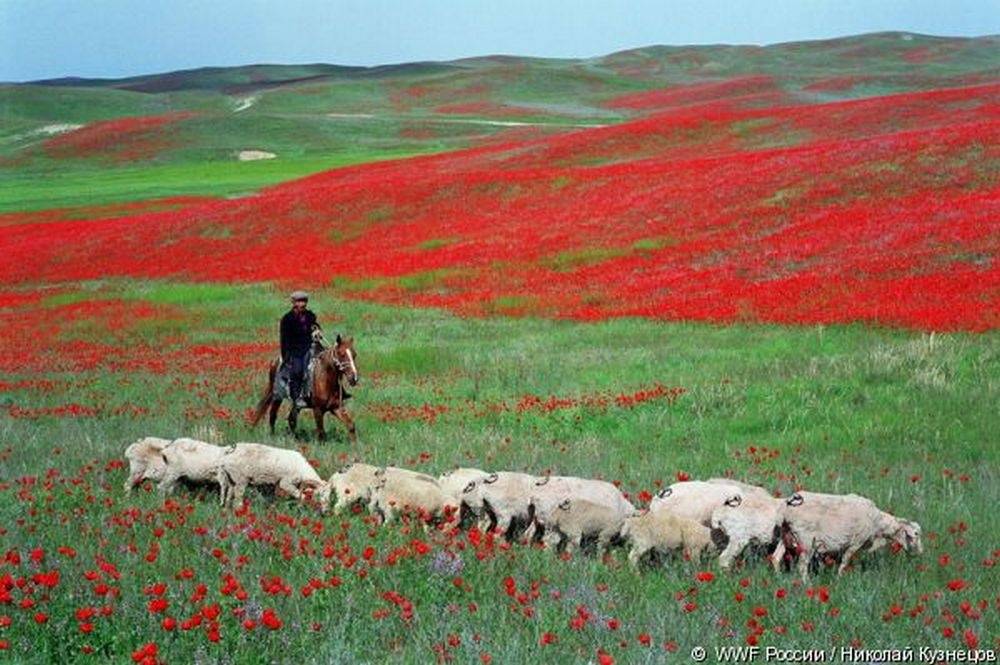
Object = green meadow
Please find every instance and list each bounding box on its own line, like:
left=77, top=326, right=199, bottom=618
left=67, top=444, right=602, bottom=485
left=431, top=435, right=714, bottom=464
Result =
left=1, top=279, right=996, bottom=662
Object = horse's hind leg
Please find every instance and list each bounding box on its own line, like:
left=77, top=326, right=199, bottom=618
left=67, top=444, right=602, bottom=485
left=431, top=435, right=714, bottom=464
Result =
left=268, top=400, right=281, bottom=435
left=334, top=407, right=357, bottom=442
left=287, top=406, right=299, bottom=436
left=313, top=408, right=326, bottom=441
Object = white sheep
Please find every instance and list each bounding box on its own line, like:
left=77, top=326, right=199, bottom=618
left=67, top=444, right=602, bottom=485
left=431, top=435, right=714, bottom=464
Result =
left=523, top=475, right=635, bottom=543
left=325, top=464, right=434, bottom=515
left=649, top=480, right=768, bottom=526
left=621, top=509, right=714, bottom=569
left=370, top=473, right=458, bottom=526
left=773, top=491, right=923, bottom=580
left=326, top=463, right=381, bottom=514
left=123, top=436, right=172, bottom=493
left=710, top=493, right=785, bottom=571
left=537, top=498, right=627, bottom=555
left=458, top=472, right=539, bottom=536
left=437, top=467, right=490, bottom=504
left=216, top=443, right=327, bottom=510
left=158, top=438, right=231, bottom=495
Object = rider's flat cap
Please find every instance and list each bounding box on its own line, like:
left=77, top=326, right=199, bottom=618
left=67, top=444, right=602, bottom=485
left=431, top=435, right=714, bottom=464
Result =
left=289, top=290, right=309, bottom=301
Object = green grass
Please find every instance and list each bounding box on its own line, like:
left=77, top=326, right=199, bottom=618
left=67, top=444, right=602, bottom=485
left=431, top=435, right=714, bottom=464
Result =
left=1, top=278, right=997, bottom=662
left=0, top=151, right=428, bottom=213
left=541, top=246, right=632, bottom=272
left=414, top=236, right=462, bottom=251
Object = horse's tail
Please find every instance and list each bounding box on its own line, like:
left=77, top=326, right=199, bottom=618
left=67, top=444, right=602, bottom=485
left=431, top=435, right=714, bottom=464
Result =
left=250, top=360, right=278, bottom=426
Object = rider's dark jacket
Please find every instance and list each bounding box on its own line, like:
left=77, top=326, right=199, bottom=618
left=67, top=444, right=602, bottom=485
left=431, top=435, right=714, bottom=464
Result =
left=280, top=309, right=319, bottom=360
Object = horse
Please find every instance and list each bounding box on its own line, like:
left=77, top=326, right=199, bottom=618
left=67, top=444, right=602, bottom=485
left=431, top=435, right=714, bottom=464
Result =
left=251, top=330, right=359, bottom=442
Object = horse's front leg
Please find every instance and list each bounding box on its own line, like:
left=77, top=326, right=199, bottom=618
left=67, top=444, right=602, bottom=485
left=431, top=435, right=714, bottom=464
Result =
left=334, top=407, right=357, bottom=443
left=287, top=406, right=299, bottom=435
left=313, top=407, right=326, bottom=441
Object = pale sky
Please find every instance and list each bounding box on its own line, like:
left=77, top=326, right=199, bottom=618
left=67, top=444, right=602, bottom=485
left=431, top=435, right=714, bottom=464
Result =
left=1, top=0, right=997, bottom=81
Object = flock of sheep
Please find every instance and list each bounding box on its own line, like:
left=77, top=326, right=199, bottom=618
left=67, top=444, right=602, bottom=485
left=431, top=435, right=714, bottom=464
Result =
left=125, top=436, right=923, bottom=580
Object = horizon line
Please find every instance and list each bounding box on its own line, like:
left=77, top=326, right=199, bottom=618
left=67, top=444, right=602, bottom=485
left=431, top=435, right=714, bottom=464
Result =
left=8, top=29, right=998, bottom=86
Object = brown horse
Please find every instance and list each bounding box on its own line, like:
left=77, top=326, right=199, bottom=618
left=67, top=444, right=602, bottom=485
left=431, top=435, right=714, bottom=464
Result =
left=251, top=333, right=359, bottom=441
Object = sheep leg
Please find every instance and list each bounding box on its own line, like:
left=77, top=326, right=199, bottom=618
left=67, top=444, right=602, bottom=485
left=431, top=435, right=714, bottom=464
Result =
left=476, top=514, right=493, bottom=533
left=379, top=502, right=395, bottom=525
left=494, top=514, right=513, bottom=538
left=231, top=479, right=247, bottom=507
left=541, top=530, right=561, bottom=552
left=157, top=469, right=181, bottom=496
left=837, top=543, right=862, bottom=576
left=718, top=538, right=745, bottom=570
left=564, top=532, right=581, bottom=555
left=521, top=522, right=538, bottom=545
left=216, top=469, right=229, bottom=507
left=769, top=540, right=786, bottom=572
left=687, top=541, right=707, bottom=562
left=124, top=471, right=142, bottom=494
left=278, top=477, right=303, bottom=501
left=628, top=545, right=648, bottom=570
left=797, top=544, right=812, bottom=582
left=596, top=529, right=615, bottom=556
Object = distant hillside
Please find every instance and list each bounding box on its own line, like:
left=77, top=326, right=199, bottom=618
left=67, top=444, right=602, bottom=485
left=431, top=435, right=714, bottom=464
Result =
left=1, top=31, right=997, bottom=213
left=3, top=77, right=997, bottom=330
left=20, top=31, right=1000, bottom=96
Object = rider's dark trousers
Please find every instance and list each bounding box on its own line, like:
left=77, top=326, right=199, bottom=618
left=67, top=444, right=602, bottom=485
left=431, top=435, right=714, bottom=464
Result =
left=286, top=352, right=308, bottom=401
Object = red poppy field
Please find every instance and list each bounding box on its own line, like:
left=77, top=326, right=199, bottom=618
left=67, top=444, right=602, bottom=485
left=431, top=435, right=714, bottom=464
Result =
left=1, top=34, right=999, bottom=663
left=3, top=79, right=998, bottom=330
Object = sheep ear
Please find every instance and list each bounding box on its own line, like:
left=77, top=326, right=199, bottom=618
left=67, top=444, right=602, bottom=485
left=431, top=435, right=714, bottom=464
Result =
left=462, top=481, right=476, bottom=494
left=336, top=334, right=343, bottom=345
left=656, top=487, right=672, bottom=499
left=558, top=499, right=571, bottom=510
left=786, top=493, right=804, bottom=507
left=724, top=495, right=742, bottom=508
left=485, top=473, right=498, bottom=484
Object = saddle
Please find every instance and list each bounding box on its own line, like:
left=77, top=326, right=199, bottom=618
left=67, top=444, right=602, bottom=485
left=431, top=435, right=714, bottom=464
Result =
left=275, top=353, right=315, bottom=403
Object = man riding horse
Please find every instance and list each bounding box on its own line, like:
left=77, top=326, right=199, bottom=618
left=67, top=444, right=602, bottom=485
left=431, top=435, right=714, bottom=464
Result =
left=281, top=290, right=319, bottom=408
left=251, top=290, right=359, bottom=441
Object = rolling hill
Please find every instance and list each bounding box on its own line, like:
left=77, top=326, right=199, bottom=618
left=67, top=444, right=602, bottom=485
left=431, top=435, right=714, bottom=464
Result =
left=0, top=31, right=997, bottom=330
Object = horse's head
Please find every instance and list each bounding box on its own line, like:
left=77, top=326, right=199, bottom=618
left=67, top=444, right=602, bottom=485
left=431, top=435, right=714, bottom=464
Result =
left=331, top=334, right=359, bottom=387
